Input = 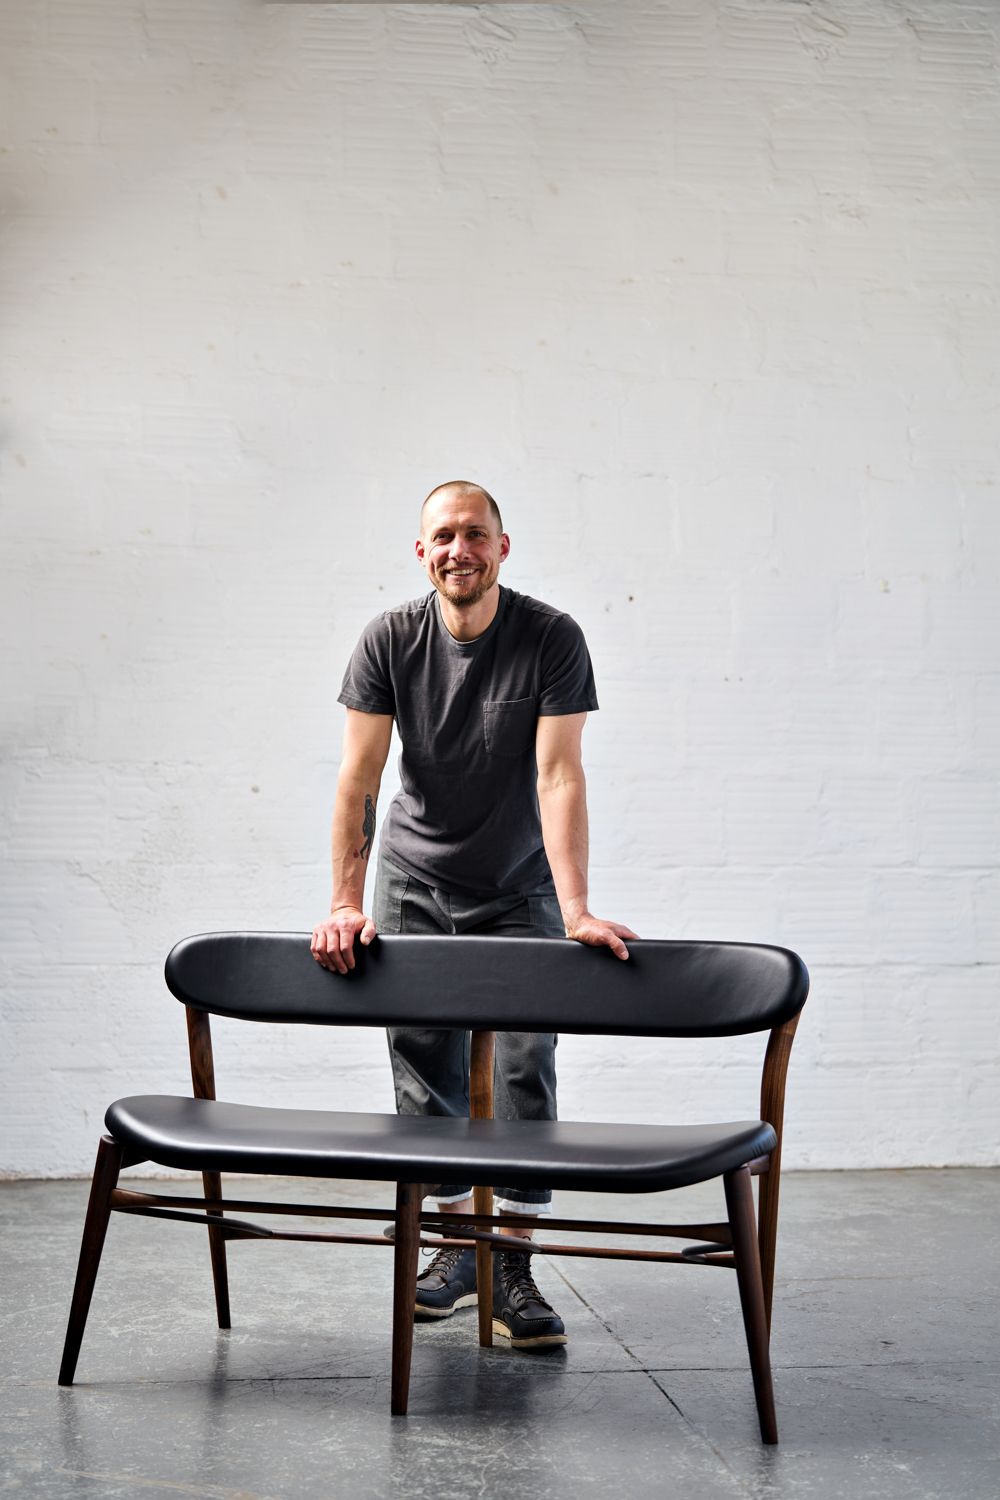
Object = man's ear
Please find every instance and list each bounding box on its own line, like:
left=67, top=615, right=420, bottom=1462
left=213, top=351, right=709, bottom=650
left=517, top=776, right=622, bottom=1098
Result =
left=415, top=536, right=427, bottom=564
left=499, top=532, right=511, bottom=562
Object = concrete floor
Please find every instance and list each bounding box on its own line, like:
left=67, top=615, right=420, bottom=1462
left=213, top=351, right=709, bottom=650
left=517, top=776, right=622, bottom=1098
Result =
left=2, top=1168, right=997, bottom=1500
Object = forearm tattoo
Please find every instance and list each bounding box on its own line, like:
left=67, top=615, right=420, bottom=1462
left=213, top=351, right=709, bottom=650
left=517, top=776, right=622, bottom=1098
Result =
left=356, top=794, right=376, bottom=860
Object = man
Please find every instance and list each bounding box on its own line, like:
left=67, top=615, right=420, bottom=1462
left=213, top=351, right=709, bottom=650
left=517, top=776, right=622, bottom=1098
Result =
left=311, top=481, right=637, bottom=1350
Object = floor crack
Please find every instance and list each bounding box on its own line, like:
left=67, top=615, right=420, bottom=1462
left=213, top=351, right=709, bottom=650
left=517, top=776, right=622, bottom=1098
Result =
left=545, top=1257, right=753, bottom=1493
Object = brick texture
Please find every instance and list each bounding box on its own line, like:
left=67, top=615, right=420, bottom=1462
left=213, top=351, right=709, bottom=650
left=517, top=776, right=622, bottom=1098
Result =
left=1, top=0, right=997, bottom=1175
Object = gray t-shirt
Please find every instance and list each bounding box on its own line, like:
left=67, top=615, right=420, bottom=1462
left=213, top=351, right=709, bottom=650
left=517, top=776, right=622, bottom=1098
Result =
left=338, top=586, right=598, bottom=897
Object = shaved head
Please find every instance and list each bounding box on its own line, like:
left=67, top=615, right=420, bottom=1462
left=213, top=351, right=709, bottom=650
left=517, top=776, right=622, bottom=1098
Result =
left=421, top=481, right=503, bottom=537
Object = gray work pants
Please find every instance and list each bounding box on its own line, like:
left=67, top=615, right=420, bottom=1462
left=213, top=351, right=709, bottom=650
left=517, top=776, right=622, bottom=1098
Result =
left=372, top=853, right=563, bottom=1213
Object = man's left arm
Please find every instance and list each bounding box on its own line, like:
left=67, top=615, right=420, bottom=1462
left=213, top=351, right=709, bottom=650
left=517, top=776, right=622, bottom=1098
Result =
left=535, top=712, right=639, bottom=961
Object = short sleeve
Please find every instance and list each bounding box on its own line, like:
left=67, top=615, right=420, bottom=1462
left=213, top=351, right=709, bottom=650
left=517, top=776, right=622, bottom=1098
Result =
left=537, top=614, right=599, bottom=716
left=338, top=615, right=396, bottom=716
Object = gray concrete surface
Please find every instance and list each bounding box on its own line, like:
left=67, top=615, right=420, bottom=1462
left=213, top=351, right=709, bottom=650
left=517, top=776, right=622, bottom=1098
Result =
left=2, top=1168, right=997, bottom=1499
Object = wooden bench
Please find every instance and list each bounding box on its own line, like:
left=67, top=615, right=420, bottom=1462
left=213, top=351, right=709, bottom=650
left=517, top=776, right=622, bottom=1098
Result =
left=58, top=932, right=808, bottom=1443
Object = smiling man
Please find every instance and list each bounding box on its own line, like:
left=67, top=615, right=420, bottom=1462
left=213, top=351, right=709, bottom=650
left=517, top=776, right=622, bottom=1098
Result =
left=311, top=480, right=637, bottom=1350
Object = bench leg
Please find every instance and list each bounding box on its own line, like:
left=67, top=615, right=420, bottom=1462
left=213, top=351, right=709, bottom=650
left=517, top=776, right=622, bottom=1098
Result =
left=469, top=1030, right=495, bottom=1347
left=58, top=1134, right=125, bottom=1386
left=202, top=1170, right=231, bottom=1329
left=724, top=1165, right=778, bottom=1444
left=474, top=1185, right=494, bottom=1347
left=390, top=1181, right=422, bottom=1416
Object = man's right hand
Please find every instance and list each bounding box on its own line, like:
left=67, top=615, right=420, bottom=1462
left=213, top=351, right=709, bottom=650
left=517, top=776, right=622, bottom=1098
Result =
left=311, top=906, right=376, bottom=974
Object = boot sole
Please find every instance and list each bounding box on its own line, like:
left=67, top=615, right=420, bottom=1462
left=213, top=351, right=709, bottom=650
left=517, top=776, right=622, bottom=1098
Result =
left=414, top=1292, right=478, bottom=1320
left=492, top=1318, right=568, bottom=1348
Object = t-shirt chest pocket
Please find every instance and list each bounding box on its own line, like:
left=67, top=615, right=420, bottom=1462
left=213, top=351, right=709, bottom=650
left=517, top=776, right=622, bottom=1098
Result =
left=483, top=697, right=537, bottom=758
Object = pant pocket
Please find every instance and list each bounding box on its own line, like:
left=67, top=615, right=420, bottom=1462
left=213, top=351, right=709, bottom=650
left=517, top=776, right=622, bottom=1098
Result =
left=372, top=857, right=408, bottom=934
left=527, top=889, right=565, bottom=935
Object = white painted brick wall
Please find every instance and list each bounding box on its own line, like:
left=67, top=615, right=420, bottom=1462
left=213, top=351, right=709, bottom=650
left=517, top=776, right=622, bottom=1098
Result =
left=1, top=0, right=997, bottom=1177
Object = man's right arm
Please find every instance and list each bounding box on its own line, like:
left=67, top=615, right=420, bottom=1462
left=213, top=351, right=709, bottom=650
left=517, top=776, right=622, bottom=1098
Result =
left=311, top=708, right=394, bottom=974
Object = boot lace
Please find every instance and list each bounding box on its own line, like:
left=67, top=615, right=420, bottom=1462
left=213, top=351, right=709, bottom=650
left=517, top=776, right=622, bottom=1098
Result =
left=417, top=1232, right=472, bottom=1282
left=499, top=1250, right=553, bottom=1310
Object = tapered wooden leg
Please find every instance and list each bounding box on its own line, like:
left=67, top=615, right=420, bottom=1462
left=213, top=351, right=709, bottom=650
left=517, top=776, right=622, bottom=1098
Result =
left=201, top=1171, right=231, bottom=1328
left=391, top=1182, right=422, bottom=1416
left=58, top=1135, right=125, bottom=1386
left=185, top=1010, right=231, bottom=1328
left=724, top=1165, right=778, bottom=1445
left=474, top=1184, right=494, bottom=1347
left=757, top=1166, right=780, bottom=1339
left=758, top=1014, right=799, bottom=1334
left=469, top=1030, right=495, bottom=1348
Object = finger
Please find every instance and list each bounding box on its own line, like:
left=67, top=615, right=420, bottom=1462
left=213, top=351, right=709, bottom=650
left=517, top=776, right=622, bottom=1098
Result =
left=608, top=935, right=630, bottom=961
left=360, top=918, right=377, bottom=946
left=325, top=936, right=348, bottom=975
left=617, top=926, right=640, bottom=941
left=341, top=933, right=356, bottom=971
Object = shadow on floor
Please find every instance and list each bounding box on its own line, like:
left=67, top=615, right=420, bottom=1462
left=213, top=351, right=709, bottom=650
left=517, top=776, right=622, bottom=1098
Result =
left=3, top=1169, right=998, bottom=1499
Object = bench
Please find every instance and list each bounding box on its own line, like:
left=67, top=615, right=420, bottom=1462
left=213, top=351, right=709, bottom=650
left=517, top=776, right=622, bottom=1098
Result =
left=58, top=931, right=808, bottom=1443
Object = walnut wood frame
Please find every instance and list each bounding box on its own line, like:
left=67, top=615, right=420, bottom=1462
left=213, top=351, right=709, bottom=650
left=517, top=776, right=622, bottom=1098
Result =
left=58, top=1010, right=800, bottom=1444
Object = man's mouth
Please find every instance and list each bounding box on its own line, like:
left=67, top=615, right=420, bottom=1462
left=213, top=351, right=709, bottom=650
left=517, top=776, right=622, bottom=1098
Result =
left=444, top=568, right=479, bottom=578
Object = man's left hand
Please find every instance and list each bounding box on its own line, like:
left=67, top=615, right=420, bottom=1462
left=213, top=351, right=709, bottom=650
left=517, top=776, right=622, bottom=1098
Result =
left=564, top=914, right=639, bottom=962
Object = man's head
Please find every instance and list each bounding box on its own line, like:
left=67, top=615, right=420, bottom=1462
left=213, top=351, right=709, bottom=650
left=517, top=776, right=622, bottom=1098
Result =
left=416, top=481, right=510, bottom=609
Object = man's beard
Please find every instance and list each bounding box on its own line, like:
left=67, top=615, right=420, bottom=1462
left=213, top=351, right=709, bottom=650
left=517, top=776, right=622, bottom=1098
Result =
left=435, top=565, right=497, bottom=608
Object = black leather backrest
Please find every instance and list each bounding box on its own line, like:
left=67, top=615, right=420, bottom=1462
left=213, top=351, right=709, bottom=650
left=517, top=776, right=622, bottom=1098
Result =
left=165, top=933, right=808, bottom=1038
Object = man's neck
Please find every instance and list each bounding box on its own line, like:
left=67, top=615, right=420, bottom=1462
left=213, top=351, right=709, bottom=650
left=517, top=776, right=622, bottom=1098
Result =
left=436, top=582, right=502, bottom=642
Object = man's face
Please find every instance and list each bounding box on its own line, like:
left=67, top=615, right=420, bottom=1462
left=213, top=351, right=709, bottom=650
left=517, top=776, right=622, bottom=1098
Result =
left=416, top=494, right=510, bottom=608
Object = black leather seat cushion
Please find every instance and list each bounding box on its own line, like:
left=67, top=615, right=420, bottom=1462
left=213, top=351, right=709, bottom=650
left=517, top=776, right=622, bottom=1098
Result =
left=107, top=1096, right=777, bottom=1195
